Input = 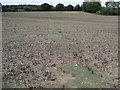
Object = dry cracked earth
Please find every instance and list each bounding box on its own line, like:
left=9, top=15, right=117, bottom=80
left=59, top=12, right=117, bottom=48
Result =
left=2, top=12, right=118, bottom=88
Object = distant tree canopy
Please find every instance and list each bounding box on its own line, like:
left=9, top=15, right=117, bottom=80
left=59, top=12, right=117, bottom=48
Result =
left=74, top=4, right=82, bottom=11
left=25, top=5, right=41, bottom=11
left=0, top=3, right=2, bottom=11
left=2, top=5, right=41, bottom=11
left=55, top=3, right=64, bottom=11
left=65, top=5, right=74, bottom=11
left=1, top=1, right=120, bottom=15
left=81, top=0, right=101, bottom=13
left=105, top=0, right=120, bottom=8
left=41, top=3, right=52, bottom=11
left=97, top=0, right=120, bottom=15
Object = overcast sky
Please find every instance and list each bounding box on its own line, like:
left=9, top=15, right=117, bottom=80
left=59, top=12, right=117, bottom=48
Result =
left=0, top=0, right=120, bottom=6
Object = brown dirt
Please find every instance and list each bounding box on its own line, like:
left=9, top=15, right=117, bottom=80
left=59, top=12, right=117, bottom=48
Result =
left=2, top=12, right=118, bottom=88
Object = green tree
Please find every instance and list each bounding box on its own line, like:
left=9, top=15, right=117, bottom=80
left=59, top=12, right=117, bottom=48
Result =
left=105, top=0, right=120, bottom=9
left=66, top=5, right=74, bottom=11
left=105, top=0, right=116, bottom=8
left=41, top=3, right=52, bottom=11
left=51, top=5, right=55, bottom=11
left=82, top=0, right=101, bottom=13
left=56, top=3, right=64, bottom=11
left=0, top=3, right=2, bottom=11
left=96, top=6, right=120, bottom=15
left=102, top=0, right=120, bottom=15
left=74, top=4, right=81, bottom=11
left=115, top=1, right=120, bottom=9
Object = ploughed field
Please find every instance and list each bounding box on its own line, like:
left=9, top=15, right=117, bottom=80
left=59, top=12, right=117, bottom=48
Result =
left=2, top=12, right=118, bottom=88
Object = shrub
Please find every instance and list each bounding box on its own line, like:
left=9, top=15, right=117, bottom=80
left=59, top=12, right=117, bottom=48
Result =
left=96, top=7, right=120, bottom=15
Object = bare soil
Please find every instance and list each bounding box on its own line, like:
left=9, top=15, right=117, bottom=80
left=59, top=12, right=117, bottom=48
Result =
left=2, top=12, right=118, bottom=88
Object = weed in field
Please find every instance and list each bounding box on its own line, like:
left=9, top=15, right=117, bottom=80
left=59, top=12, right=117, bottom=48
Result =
left=48, top=60, right=113, bottom=88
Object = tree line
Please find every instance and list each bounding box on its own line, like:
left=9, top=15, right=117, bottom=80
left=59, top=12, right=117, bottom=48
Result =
left=2, top=0, right=120, bottom=15
left=2, top=4, right=81, bottom=12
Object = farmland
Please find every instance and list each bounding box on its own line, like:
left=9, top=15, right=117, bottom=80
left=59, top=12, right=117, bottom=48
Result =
left=2, top=12, right=118, bottom=88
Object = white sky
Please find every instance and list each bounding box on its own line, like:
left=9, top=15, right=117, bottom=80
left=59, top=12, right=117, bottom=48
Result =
left=0, top=0, right=120, bottom=6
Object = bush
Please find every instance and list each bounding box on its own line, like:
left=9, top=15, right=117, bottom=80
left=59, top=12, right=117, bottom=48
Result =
left=96, top=7, right=120, bottom=15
